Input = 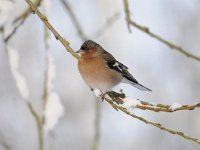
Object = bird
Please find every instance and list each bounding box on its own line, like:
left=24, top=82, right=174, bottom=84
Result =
left=76, top=40, right=151, bottom=93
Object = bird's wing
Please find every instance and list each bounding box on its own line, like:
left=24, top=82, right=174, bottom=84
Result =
left=102, top=51, right=151, bottom=91
left=102, top=51, right=138, bottom=84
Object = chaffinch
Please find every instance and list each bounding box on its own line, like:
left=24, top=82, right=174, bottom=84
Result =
left=76, top=40, right=151, bottom=92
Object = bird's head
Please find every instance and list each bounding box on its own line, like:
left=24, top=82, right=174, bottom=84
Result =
left=76, top=40, right=104, bottom=57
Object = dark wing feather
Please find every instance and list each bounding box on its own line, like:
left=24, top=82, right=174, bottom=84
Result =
left=102, top=51, right=138, bottom=84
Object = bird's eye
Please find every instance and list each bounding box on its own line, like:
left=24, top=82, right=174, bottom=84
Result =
left=81, top=46, right=84, bottom=50
left=81, top=45, right=88, bottom=50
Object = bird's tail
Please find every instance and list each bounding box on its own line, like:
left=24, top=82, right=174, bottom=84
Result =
left=122, top=78, right=152, bottom=91
left=131, top=83, right=152, bottom=91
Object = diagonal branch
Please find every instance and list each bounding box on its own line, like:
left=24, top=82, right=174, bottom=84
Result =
left=107, top=91, right=200, bottom=112
left=4, top=0, right=43, bottom=43
left=123, top=0, right=131, bottom=33
left=128, top=20, right=200, bottom=61
left=106, top=98, right=200, bottom=145
left=27, top=101, right=43, bottom=150
left=61, top=0, right=120, bottom=40
left=60, top=0, right=87, bottom=41
left=93, top=11, right=121, bottom=39
left=25, top=0, right=79, bottom=59
left=122, top=0, right=200, bottom=62
left=25, top=0, right=200, bottom=145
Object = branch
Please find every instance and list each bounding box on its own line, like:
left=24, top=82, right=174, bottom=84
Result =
left=123, top=1, right=200, bottom=62
left=93, top=11, right=121, bottom=39
left=27, top=102, right=43, bottom=150
left=91, top=99, right=101, bottom=150
left=105, top=98, right=200, bottom=145
left=4, top=0, right=43, bottom=43
left=0, top=138, right=12, bottom=150
left=123, top=0, right=131, bottom=33
left=41, top=7, right=50, bottom=124
left=13, top=0, right=42, bottom=24
left=107, top=91, right=200, bottom=112
left=61, top=0, right=120, bottom=40
left=25, top=0, right=200, bottom=145
left=60, top=0, right=87, bottom=41
left=25, top=0, right=79, bottom=60
left=4, top=40, right=43, bottom=150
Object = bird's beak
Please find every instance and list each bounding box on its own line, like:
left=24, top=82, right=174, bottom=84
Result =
left=76, top=49, right=84, bottom=54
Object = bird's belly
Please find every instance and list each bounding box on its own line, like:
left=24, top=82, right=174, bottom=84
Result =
left=78, top=58, right=122, bottom=91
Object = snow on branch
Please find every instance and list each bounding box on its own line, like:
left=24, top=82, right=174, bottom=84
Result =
left=105, top=91, right=200, bottom=112
left=105, top=96, right=200, bottom=145
left=7, top=47, right=29, bottom=99
left=43, top=50, right=64, bottom=132
left=25, top=0, right=200, bottom=145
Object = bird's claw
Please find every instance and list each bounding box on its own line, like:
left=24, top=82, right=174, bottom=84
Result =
left=100, top=92, right=107, bottom=102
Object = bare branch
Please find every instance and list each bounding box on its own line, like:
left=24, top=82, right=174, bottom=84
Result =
left=0, top=137, right=12, bottom=150
left=122, top=1, right=200, bottom=62
left=25, top=0, right=79, bottom=59
left=123, top=0, right=131, bottom=33
left=91, top=99, right=101, bottom=150
left=27, top=102, right=43, bottom=150
left=60, top=0, right=87, bottom=41
left=4, top=16, right=26, bottom=43
left=93, top=12, right=121, bottom=38
left=61, top=0, right=120, bottom=40
left=4, top=0, right=43, bottom=43
left=128, top=20, right=200, bottom=61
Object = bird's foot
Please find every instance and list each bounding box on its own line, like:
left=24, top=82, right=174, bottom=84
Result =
left=100, top=91, right=107, bottom=102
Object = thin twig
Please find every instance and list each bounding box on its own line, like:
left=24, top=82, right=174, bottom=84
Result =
left=123, top=0, right=131, bottom=33
left=105, top=98, right=200, bottom=145
left=25, top=0, right=79, bottom=59
left=41, top=5, right=50, bottom=125
left=60, top=0, right=87, bottom=41
left=25, top=0, right=200, bottom=145
left=61, top=0, right=120, bottom=40
left=4, top=16, right=26, bottom=43
left=91, top=99, right=101, bottom=150
left=4, top=0, right=43, bottom=43
left=0, top=135, right=12, bottom=150
left=93, top=12, right=121, bottom=38
left=128, top=20, right=200, bottom=61
left=122, top=0, right=200, bottom=62
left=27, top=101, right=43, bottom=150
left=13, top=0, right=42, bottom=24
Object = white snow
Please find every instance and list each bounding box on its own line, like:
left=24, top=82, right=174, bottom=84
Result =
left=43, top=92, right=64, bottom=131
left=121, top=97, right=142, bottom=108
left=8, top=47, right=29, bottom=99
left=43, top=0, right=51, bottom=14
left=43, top=51, right=64, bottom=132
left=93, top=89, right=102, bottom=97
left=0, top=0, right=12, bottom=26
left=46, top=52, right=56, bottom=92
left=169, top=103, right=182, bottom=111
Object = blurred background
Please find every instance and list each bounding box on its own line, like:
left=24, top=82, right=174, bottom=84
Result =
left=0, top=0, right=200, bottom=150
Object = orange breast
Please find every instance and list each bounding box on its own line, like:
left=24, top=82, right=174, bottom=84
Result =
left=78, top=56, right=122, bottom=91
